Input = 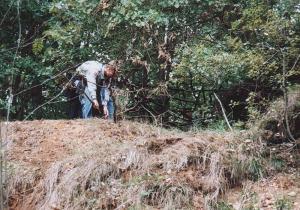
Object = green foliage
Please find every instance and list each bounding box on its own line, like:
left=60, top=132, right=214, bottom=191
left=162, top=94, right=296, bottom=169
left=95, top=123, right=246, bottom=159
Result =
left=275, top=196, right=292, bottom=210
left=1, top=0, right=299, bottom=125
left=214, top=201, right=234, bottom=210
left=206, top=120, right=227, bottom=131
left=248, top=158, right=264, bottom=181
left=174, top=43, right=248, bottom=89
left=32, top=38, right=44, bottom=55
left=271, top=157, right=286, bottom=172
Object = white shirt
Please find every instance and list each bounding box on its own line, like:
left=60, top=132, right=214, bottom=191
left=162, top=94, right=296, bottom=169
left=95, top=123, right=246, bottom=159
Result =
left=76, top=61, right=104, bottom=100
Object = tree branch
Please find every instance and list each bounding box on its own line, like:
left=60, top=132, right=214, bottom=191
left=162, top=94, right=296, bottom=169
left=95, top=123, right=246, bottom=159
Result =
left=213, top=92, right=233, bottom=131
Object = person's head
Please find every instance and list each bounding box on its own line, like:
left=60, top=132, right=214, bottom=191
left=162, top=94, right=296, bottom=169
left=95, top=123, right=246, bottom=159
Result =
left=104, top=64, right=116, bottom=78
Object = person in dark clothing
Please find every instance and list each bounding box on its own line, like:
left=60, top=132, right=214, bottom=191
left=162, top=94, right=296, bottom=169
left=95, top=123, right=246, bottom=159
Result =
left=65, top=88, right=81, bottom=119
left=64, top=73, right=81, bottom=119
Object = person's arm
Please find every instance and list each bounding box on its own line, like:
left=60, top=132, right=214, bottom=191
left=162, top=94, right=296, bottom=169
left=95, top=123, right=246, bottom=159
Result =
left=86, top=72, right=97, bottom=100
left=86, top=71, right=100, bottom=110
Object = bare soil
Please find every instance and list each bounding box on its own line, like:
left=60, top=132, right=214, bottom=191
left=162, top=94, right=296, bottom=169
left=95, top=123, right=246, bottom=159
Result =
left=5, top=119, right=300, bottom=210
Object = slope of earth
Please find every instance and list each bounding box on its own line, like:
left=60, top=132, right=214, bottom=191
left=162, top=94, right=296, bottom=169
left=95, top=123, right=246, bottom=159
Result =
left=5, top=119, right=300, bottom=210
left=226, top=173, right=300, bottom=209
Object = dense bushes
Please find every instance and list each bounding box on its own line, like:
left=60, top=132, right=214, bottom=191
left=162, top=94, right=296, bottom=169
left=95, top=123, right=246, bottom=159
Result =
left=1, top=0, right=299, bottom=128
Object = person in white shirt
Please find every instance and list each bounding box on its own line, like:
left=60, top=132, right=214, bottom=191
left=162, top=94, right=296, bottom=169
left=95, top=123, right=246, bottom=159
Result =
left=75, top=61, right=116, bottom=118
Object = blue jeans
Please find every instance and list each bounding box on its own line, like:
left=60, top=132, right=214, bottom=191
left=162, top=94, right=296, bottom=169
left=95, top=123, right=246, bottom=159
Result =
left=100, top=87, right=115, bottom=119
left=79, top=87, right=93, bottom=119
left=79, top=90, right=114, bottom=119
left=77, top=81, right=115, bottom=119
left=107, top=97, right=115, bottom=119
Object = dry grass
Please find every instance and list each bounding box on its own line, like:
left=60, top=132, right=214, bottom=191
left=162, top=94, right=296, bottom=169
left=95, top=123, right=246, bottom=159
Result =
left=6, top=108, right=299, bottom=210
left=7, top=163, right=41, bottom=209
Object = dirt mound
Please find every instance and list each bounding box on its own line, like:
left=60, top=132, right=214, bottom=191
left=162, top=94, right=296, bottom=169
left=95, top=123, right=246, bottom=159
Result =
left=226, top=173, right=300, bottom=210
left=5, top=119, right=300, bottom=209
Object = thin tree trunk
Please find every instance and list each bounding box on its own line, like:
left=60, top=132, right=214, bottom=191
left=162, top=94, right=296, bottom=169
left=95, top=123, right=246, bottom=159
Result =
left=214, top=92, right=233, bottom=131
left=282, top=50, right=296, bottom=142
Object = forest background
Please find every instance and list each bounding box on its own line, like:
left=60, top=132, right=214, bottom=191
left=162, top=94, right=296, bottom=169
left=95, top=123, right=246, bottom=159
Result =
left=0, top=0, right=299, bottom=130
